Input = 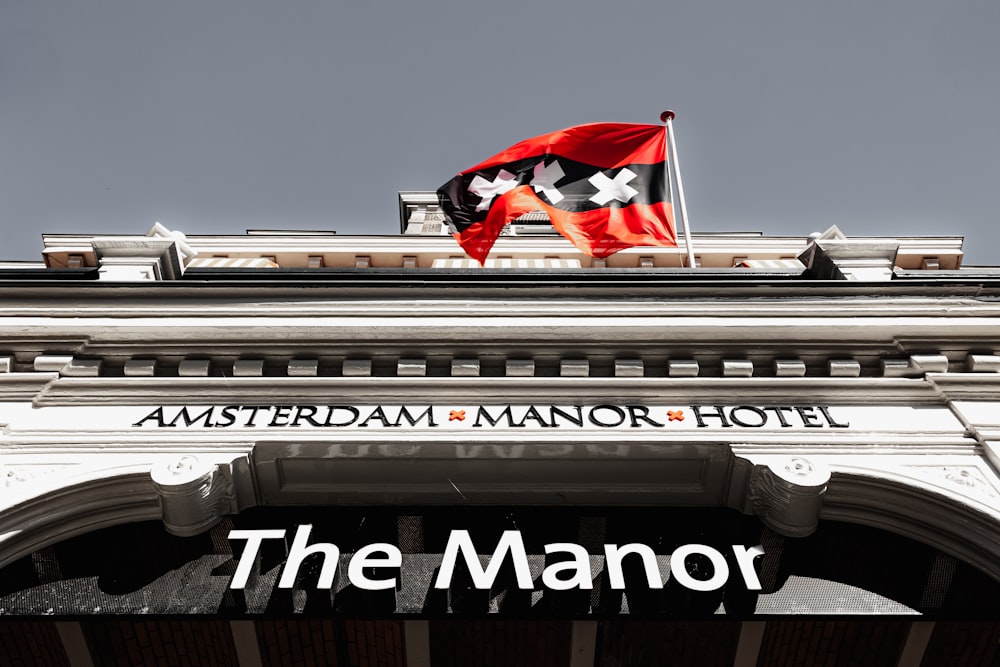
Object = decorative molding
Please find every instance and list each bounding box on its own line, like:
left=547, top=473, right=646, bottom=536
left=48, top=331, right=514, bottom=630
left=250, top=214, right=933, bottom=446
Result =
left=30, top=349, right=1000, bottom=382
left=287, top=360, right=318, bottom=377
left=343, top=360, right=372, bottom=377
left=828, top=359, right=861, bottom=377
left=882, top=359, right=912, bottom=377
left=882, top=354, right=949, bottom=378
left=910, top=354, right=949, bottom=374
left=2, top=464, right=77, bottom=488
left=150, top=455, right=239, bottom=537
left=124, top=359, right=157, bottom=377
left=614, top=359, right=643, bottom=377
left=560, top=360, right=590, bottom=377
left=17, top=349, right=988, bottom=381
left=723, top=359, right=753, bottom=377
left=90, top=223, right=194, bottom=282
left=668, top=359, right=699, bottom=377
left=30, top=350, right=1000, bottom=381
left=908, top=464, right=999, bottom=502
left=398, top=359, right=427, bottom=377
left=0, top=469, right=162, bottom=570
left=774, top=359, right=806, bottom=377
left=967, top=354, right=1000, bottom=373
left=32, top=376, right=949, bottom=407
left=0, top=449, right=255, bottom=569
left=0, top=372, right=58, bottom=401
left=233, top=359, right=264, bottom=377
left=506, top=360, right=534, bottom=377
left=179, top=360, right=210, bottom=377
left=744, top=456, right=830, bottom=537
left=798, top=238, right=899, bottom=280
left=63, top=359, right=102, bottom=377
left=451, top=359, right=480, bottom=376
left=34, top=356, right=73, bottom=373
left=821, top=470, right=1000, bottom=581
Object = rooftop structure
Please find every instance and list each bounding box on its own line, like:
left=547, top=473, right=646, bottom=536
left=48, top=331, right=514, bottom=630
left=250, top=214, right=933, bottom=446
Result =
left=22, top=194, right=964, bottom=275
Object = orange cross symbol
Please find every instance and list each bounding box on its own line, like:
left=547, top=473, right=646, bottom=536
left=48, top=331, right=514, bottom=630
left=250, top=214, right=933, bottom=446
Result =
left=667, top=410, right=685, bottom=422
left=449, top=410, right=467, bottom=421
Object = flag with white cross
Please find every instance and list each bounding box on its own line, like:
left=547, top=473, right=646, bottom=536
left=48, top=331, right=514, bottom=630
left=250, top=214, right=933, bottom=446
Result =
left=437, top=123, right=676, bottom=264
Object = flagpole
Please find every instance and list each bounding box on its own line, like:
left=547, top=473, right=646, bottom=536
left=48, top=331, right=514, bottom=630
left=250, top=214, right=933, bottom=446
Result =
left=661, top=110, right=696, bottom=268
left=663, top=115, right=679, bottom=268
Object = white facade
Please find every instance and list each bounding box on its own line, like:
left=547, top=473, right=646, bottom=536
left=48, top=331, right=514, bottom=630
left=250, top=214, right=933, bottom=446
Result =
left=1, top=202, right=998, bottom=622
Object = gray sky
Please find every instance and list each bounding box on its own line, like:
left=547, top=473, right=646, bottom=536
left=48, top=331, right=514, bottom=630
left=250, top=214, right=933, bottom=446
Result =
left=2, top=1, right=998, bottom=263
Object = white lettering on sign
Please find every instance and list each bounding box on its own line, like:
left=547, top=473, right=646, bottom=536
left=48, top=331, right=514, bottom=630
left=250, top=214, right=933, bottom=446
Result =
left=226, top=527, right=765, bottom=593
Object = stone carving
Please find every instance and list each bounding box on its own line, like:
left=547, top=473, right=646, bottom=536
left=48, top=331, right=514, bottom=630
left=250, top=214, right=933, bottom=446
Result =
left=150, top=456, right=237, bottom=537
left=2, top=465, right=75, bottom=489
left=910, top=465, right=998, bottom=502
left=747, top=456, right=831, bottom=538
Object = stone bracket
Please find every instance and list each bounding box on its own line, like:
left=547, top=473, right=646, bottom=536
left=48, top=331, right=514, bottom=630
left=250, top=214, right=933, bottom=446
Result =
left=91, top=223, right=196, bottom=281
left=732, top=452, right=831, bottom=537
left=798, top=237, right=899, bottom=281
left=150, top=454, right=252, bottom=537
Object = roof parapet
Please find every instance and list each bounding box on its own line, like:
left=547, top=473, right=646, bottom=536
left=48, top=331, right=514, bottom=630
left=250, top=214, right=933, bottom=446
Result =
left=73, top=223, right=196, bottom=281
left=798, top=226, right=899, bottom=281
left=31, top=216, right=962, bottom=275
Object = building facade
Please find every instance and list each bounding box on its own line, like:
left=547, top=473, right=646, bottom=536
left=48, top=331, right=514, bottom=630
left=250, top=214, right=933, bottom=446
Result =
left=0, top=198, right=998, bottom=665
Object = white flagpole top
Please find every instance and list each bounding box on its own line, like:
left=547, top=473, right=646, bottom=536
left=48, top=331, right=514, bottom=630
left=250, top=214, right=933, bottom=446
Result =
left=660, top=110, right=676, bottom=122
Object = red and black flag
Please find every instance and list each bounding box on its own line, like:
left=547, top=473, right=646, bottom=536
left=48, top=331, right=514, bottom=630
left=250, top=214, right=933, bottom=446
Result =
left=436, top=123, right=677, bottom=263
